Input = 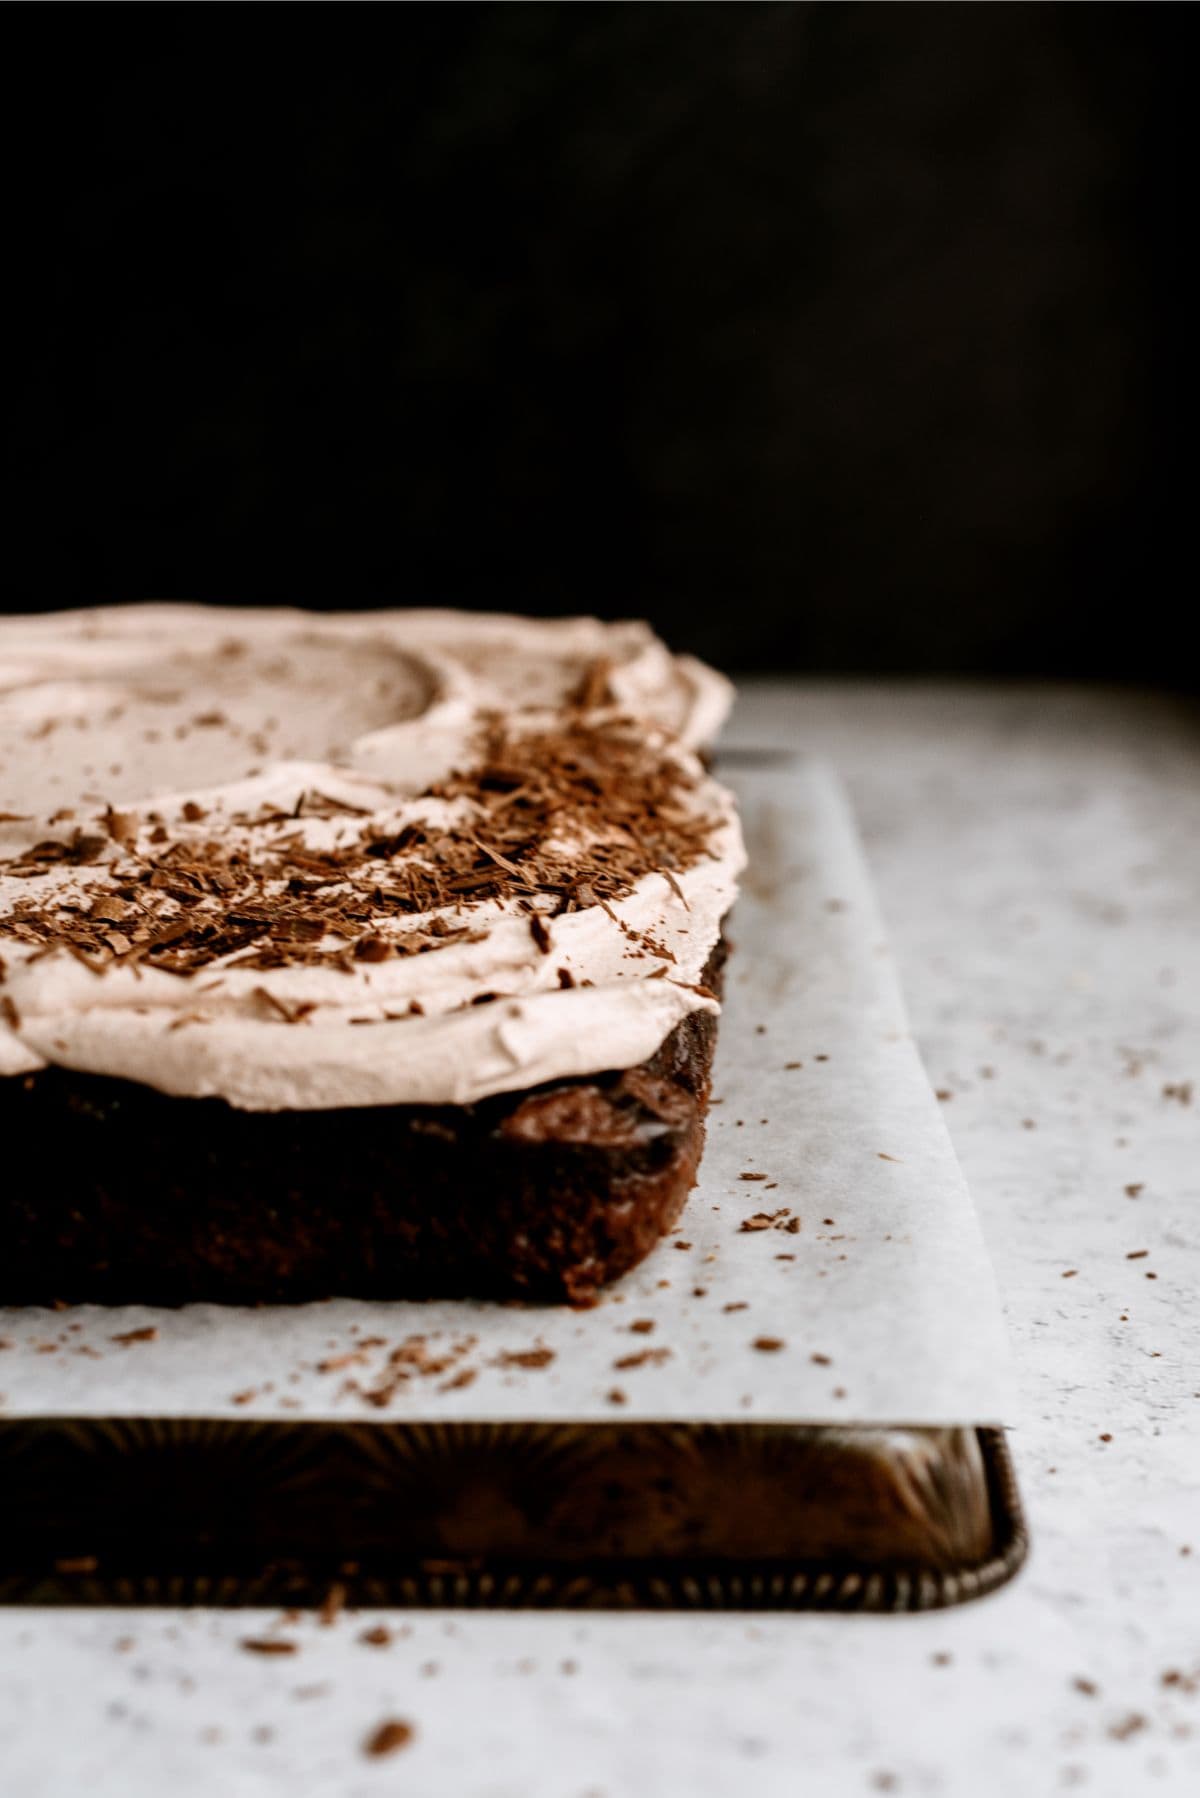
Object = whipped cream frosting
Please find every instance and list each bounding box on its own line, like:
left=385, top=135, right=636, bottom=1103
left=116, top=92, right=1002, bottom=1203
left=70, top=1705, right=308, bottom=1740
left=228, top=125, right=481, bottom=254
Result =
left=0, top=605, right=742, bottom=1109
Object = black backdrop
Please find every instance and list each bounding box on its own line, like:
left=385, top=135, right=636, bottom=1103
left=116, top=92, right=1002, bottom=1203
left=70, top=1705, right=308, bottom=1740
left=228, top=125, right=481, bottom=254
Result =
left=2, top=4, right=1192, bottom=679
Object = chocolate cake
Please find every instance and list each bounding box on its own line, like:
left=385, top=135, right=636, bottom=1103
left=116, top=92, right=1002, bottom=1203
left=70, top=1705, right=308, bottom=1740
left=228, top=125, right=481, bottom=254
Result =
left=0, top=607, right=743, bottom=1303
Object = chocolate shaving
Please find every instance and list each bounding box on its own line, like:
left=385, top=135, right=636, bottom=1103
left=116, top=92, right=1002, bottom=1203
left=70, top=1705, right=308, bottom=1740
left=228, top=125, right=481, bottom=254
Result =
left=529, top=913, right=552, bottom=954
left=1, top=716, right=722, bottom=997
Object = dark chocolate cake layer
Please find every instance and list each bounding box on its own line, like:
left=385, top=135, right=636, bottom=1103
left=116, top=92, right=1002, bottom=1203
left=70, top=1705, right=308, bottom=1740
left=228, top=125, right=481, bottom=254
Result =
left=0, top=946, right=725, bottom=1307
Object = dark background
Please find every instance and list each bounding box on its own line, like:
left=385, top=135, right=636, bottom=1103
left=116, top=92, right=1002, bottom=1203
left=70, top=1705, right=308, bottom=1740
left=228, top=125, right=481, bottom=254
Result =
left=2, top=4, right=1192, bottom=678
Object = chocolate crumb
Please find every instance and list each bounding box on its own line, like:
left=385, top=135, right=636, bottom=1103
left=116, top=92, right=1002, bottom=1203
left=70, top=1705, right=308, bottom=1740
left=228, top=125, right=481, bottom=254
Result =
left=739, top=1171, right=768, bottom=1182
left=353, top=935, right=393, bottom=963
left=1124, top=1183, right=1144, bottom=1197
left=752, top=1336, right=785, bottom=1353
left=363, top=1719, right=414, bottom=1757
left=493, top=1346, right=554, bottom=1370
left=606, top=1387, right=627, bottom=1405
left=1107, top=1713, right=1147, bottom=1741
left=613, top=1348, right=671, bottom=1371
left=111, top=1326, right=158, bottom=1345
left=723, top=1301, right=748, bottom=1313
left=359, top=1626, right=392, bottom=1648
left=1073, top=1677, right=1099, bottom=1697
left=241, top=1639, right=297, bottom=1657
left=810, top=1352, right=831, bottom=1366
left=439, top=1368, right=477, bottom=1392
left=629, top=1319, right=655, bottom=1334
left=1126, top=1249, right=1149, bottom=1260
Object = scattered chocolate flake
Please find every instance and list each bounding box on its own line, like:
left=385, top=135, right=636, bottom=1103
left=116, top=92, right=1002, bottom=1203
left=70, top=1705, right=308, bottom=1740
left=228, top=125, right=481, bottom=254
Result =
left=111, top=1326, right=158, bottom=1345
left=752, top=1337, right=785, bottom=1353
left=613, top=1348, right=672, bottom=1371
left=606, top=1387, right=628, bottom=1405
left=1107, top=1713, right=1147, bottom=1741
left=1126, top=1250, right=1149, bottom=1260
left=722, top=1301, right=748, bottom=1313
left=439, top=1368, right=477, bottom=1392
left=359, top=1625, right=392, bottom=1648
left=493, top=1346, right=555, bottom=1370
left=556, top=966, right=575, bottom=988
left=353, top=935, right=393, bottom=963
left=240, top=1639, right=297, bottom=1657
left=318, top=1582, right=347, bottom=1626
left=628, top=1319, right=655, bottom=1334
left=877, top=1152, right=901, bottom=1163
left=89, top=895, right=131, bottom=923
left=1072, top=1677, right=1099, bottom=1697
left=103, top=807, right=139, bottom=846
left=739, top=1171, right=768, bottom=1182
left=181, top=800, right=207, bottom=822
left=935, top=1089, right=953, bottom=1102
left=810, top=1352, right=831, bottom=1365
left=1061, top=1269, right=1079, bottom=1279
left=673, top=1240, right=692, bottom=1251
left=528, top=913, right=552, bottom=954
left=739, top=1209, right=792, bottom=1233
left=571, top=657, right=616, bottom=710
left=1125, top=1183, right=1145, bottom=1198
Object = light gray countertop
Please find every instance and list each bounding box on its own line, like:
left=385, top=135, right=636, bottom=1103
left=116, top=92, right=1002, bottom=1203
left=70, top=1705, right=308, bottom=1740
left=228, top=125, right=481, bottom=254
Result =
left=3, top=680, right=1198, bottom=1797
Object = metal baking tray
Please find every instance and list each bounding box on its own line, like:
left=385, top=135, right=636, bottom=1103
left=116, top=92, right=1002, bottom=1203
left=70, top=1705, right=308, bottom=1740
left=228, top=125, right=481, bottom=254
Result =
left=0, top=1418, right=1025, bottom=1612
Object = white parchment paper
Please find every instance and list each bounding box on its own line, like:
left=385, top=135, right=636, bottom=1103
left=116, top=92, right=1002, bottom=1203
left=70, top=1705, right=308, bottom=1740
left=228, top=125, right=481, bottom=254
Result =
left=0, top=762, right=1014, bottom=1425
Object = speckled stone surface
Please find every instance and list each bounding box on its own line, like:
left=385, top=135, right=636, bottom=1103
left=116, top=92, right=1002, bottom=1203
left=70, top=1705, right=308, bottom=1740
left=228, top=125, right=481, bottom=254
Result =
left=1, top=682, right=1197, bottom=1797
